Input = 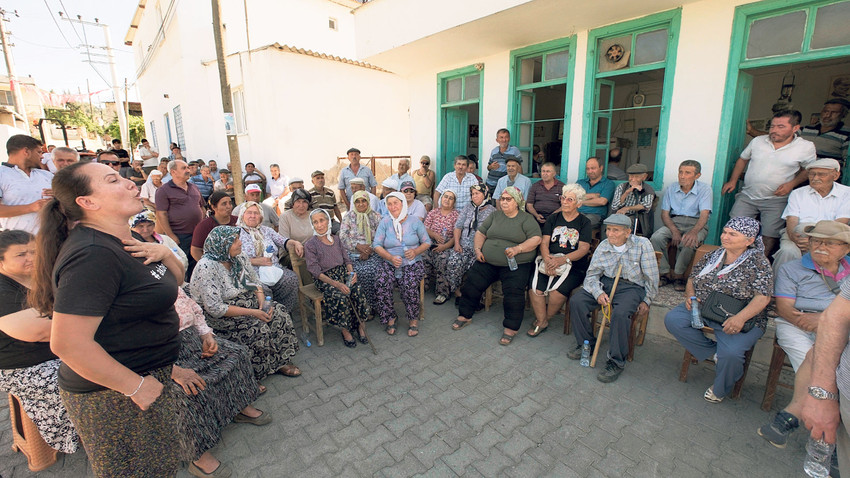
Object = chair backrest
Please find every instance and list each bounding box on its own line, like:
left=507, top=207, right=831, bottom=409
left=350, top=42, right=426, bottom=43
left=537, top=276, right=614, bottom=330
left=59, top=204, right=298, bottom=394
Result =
left=685, top=244, right=721, bottom=279
left=290, top=256, right=313, bottom=288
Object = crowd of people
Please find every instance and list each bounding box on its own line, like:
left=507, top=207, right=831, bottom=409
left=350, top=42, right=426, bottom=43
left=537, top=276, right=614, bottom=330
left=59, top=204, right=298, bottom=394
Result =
left=2, top=98, right=850, bottom=476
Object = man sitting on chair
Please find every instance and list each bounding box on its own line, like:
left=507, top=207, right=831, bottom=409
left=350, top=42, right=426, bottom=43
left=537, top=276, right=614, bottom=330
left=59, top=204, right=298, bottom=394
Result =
left=568, top=214, right=659, bottom=383
left=757, top=220, right=850, bottom=449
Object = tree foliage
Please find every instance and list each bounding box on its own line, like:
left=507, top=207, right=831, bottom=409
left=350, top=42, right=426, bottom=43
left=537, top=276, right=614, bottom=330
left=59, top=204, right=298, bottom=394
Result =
left=44, top=103, right=103, bottom=136
left=106, top=115, right=146, bottom=147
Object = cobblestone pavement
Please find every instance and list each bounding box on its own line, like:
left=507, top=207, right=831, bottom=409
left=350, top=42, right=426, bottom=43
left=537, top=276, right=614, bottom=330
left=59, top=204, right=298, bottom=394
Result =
left=1, top=296, right=809, bottom=477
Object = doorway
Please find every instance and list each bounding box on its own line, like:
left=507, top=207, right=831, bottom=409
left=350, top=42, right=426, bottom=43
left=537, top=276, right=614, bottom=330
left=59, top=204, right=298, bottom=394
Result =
left=437, top=67, right=482, bottom=178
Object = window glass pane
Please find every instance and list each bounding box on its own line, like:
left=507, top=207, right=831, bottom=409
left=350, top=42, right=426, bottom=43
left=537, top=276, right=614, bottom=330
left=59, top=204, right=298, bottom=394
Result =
left=633, top=29, right=668, bottom=65
left=520, top=56, right=542, bottom=85
left=519, top=124, right=532, bottom=149
left=464, top=74, right=480, bottom=100
left=446, top=78, right=462, bottom=102
left=598, top=35, right=631, bottom=73
left=520, top=94, right=534, bottom=121
left=595, top=116, right=610, bottom=142
left=545, top=50, right=569, bottom=80
left=811, top=1, right=850, bottom=50
left=746, top=10, right=806, bottom=59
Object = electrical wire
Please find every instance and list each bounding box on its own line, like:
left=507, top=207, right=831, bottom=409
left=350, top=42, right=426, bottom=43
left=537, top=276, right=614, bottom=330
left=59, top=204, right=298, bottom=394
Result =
left=57, top=0, right=83, bottom=43
left=41, top=0, right=75, bottom=49
left=11, top=35, right=76, bottom=50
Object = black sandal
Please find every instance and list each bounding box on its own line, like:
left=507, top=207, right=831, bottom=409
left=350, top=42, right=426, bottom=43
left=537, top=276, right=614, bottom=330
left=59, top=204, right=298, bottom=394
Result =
left=356, top=328, right=369, bottom=344
left=342, top=331, right=356, bottom=348
left=386, top=322, right=397, bottom=335
left=499, top=333, right=516, bottom=346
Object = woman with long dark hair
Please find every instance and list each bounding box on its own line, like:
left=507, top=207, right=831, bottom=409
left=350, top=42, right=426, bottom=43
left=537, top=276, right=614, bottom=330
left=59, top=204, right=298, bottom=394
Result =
left=30, top=161, right=185, bottom=477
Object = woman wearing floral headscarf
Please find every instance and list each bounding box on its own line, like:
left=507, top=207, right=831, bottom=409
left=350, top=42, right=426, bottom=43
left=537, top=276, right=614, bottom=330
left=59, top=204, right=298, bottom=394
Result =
left=305, top=209, right=371, bottom=347
left=339, top=190, right=383, bottom=306
left=424, top=189, right=459, bottom=305
left=443, top=183, right=496, bottom=305
left=453, top=186, right=542, bottom=346
left=190, top=226, right=301, bottom=379
left=236, top=201, right=303, bottom=314
left=372, top=192, right=431, bottom=336
left=665, top=216, right=773, bottom=403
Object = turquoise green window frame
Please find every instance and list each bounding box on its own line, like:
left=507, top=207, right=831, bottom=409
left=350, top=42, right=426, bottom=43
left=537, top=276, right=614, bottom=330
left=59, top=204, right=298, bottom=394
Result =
left=436, top=65, right=484, bottom=179
left=578, top=8, right=682, bottom=192
left=506, top=36, right=577, bottom=182
left=709, top=0, right=850, bottom=244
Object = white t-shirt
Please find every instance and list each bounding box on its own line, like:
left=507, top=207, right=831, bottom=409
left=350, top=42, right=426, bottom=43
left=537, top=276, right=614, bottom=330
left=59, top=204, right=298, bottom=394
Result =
left=140, top=181, right=159, bottom=201
left=267, top=175, right=289, bottom=198
left=139, top=146, right=159, bottom=167
left=782, top=182, right=850, bottom=223
left=740, top=135, right=816, bottom=200
left=0, top=164, right=54, bottom=234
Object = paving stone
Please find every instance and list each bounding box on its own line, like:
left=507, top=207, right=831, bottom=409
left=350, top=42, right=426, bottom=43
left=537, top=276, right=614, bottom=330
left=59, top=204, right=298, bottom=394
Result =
left=410, top=416, right=450, bottom=443
left=471, top=450, right=515, bottom=476
left=413, top=437, right=453, bottom=468
left=381, top=452, right=428, bottom=478
left=336, top=400, right=371, bottom=426
left=490, top=410, right=528, bottom=437
left=354, top=447, right=396, bottom=476
left=385, top=411, right=423, bottom=438
left=505, top=453, right=548, bottom=477
left=441, top=442, right=484, bottom=475
left=297, top=433, right=339, bottom=466
left=497, top=429, right=536, bottom=460
left=467, top=424, right=508, bottom=455
left=413, top=460, right=459, bottom=478
left=464, top=408, right=498, bottom=433
left=357, top=425, right=396, bottom=455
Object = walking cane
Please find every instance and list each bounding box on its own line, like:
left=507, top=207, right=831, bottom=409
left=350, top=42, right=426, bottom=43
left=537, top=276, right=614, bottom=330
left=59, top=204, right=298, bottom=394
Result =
left=346, top=281, right=377, bottom=355
left=590, top=263, right=622, bottom=368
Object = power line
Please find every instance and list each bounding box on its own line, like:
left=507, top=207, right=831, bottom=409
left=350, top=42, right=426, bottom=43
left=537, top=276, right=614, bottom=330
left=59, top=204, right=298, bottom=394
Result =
left=41, top=0, right=75, bottom=49
left=57, top=0, right=83, bottom=43
left=12, top=35, right=76, bottom=50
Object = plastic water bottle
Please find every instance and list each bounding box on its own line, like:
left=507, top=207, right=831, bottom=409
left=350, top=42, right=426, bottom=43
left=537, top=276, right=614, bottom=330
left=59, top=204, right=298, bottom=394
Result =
left=580, top=340, right=591, bottom=367
left=299, top=331, right=312, bottom=347
left=804, top=437, right=835, bottom=477
left=264, top=244, right=275, bottom=258
left=395, top=246, right=406, bottom=279
left=261, top=295, right=272, bottom=314
left=506, top=248, right=518, bottom=271
left=346, top=271, right=355, bottom=287
left=690, top=296, right=704, bottom=329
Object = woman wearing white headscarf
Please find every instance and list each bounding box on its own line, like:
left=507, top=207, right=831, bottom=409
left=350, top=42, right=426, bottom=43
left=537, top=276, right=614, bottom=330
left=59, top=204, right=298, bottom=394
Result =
left=236, top=201, right=303, bottom=314
left=304, top=209, right=370, bottom=347
left=372, top=192, right=431, bottom=336
left=339, top=190, right=383, bottom=306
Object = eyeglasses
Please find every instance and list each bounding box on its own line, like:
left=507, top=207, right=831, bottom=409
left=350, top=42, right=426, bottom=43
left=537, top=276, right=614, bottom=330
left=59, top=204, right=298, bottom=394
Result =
left=421, top=161, right=430, bottom=165
left=100, top=160, right=119, bottom=166
left=499, top=196, right=514, bottom=202
left=810, top=238, right=848, bottom=247
left=560, top=196, right=577, bottom=203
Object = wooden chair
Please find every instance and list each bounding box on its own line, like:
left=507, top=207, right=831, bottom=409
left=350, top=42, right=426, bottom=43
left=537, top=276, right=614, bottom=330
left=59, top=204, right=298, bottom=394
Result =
left=8, top=393, right=59, bottom=472
left=761, top=337, right=794, bottom=411
left=484, top=281, right=502, bottom=311
left=678, top=326, right=753, bottom=400
left=291, top=256, right=326, bottom=346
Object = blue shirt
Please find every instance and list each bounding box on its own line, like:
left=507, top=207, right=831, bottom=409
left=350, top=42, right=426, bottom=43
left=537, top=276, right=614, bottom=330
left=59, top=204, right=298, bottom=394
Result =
left=493, top=173, right=532, bottom=201
left=576, top=177, right=615, bottom=217
left=775, top=253, right=850, bottom=312
left=660, top=180, right=712, bottom=217
left=338, top=165, right=378, bottom=201
left=486, top=145, right=521, bottom=186
left=372, top=216, right=431, bottom=266
left=190, top=174, right=215, bottom=199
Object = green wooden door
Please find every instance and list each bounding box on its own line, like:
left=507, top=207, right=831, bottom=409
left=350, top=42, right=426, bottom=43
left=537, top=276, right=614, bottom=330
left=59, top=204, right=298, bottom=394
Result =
left=592, top=79, right=616, bottom=175
left=443, top=108, right=469, bottom=172
left=516, top=91, right=536, bottom=167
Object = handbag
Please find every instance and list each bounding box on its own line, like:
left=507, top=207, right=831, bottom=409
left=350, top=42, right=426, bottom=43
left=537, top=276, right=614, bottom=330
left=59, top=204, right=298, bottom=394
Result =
left=258, top=266, right=284, bottom=286
left=531, top=254, right=572, bottom=295
left=701, top=291, right=756, bottom=333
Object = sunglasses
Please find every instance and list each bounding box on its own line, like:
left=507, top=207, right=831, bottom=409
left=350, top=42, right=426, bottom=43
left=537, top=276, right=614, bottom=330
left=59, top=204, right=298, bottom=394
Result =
left=499, top=196, right=514, bottom=202
left=100, top=160, right=119, bottom=166
left=421, top=161, right=430, bottom=165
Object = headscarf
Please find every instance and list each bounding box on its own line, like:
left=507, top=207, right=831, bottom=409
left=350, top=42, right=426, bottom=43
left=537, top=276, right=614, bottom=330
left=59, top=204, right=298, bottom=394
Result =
left=129, top=209, right=156, bottom=228
left=438, top=189, right=457, bottom=211
left=290, top=189, right=312, bottom=214
left=468, top=183, right=490, bottom=236
left=202, top=226, right=258, bottom=290
left=351, top=190, right=374, bottom=244
left=310, top=208, right=333, bottom=243
left=501, top=185, right=525, bottom=212
left=385, top=191, right=408, bottom=242
left=698, top=216, right=764, bottom=278
left=236, top=201, right=266, bottom=258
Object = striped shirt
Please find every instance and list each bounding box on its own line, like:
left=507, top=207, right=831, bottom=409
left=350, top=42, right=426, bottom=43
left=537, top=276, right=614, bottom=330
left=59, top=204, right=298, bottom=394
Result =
left=801, top=122, right=850, bottom=165
left=583, top=235, right=659, bottom=306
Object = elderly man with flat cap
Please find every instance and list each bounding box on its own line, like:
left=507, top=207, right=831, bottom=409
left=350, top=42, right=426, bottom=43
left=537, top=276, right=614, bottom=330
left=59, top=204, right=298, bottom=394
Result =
left=568, top=214, right=659, bottom=383
left=309, top=170, right=342, bottom=233
left=338, top=147, right=377, bottom=210
left=493, top=155, right=532, bottom=203
left=610, top=163, right=656, bottom=236
left=773, top=158, right=850, bottom=272
left=758, top=221, right=850, bottom=453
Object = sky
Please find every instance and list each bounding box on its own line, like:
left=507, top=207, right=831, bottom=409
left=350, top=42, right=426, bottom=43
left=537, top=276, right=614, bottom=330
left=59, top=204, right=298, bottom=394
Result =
left=5, top=0, right=139, bottom=102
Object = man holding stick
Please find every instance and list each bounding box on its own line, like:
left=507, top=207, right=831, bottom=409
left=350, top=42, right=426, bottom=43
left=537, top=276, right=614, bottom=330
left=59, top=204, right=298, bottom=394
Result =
left=568, top=214, right=659, bottom=383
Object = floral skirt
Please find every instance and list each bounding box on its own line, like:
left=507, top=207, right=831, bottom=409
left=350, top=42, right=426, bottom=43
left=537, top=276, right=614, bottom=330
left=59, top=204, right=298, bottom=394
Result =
left=314, top=265, right=371, bottom=331
left=204, top=290, right=299, bottom=381
left=0, top=359, right=79, bottom=453
left=425, top=247, right=454, bottom=296
left=443, top=246, right=476, bottom=296
left=351, top=253, right=382, bottom=307
left=173, top=328, right=259, bottom=461
left=373, top=260, right=425, bottom=324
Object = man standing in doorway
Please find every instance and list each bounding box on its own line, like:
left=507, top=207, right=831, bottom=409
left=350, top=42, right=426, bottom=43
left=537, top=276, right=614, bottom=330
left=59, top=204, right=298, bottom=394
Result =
left=155, top=159, right=206, bottom=280
left=338, top=147, right=377, bottom=210
left=434, top=155, right=477, bottom=211
left=722, top=109, right=817, bottom=258
left=800, top=99, right=850, bottom=169
left=139, top=138, right=159, bottom=173
left=486, top=128, right=521, bottom=196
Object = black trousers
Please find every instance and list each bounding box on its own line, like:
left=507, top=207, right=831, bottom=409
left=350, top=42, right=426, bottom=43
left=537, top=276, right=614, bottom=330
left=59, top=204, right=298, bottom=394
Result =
left=458, top=261, right=532, bottom=331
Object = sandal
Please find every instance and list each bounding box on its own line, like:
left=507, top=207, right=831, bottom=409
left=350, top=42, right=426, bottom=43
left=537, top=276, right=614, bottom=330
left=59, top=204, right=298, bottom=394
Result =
left=704, top=386, right=724, bottom=403
left=356, top=328, right=369, bottom=345
left=499, top=333, right=516, bottom=346
left=279, top=364, right=301, bottom=377
left=386, top=321, right=397, bottom=336
left=433, top=295, right=448, bottom=305
left=233, top=410, right=272, bottom=426
left=658, top=275, right=672, bottom=287
left=342, top=331, right=357, bottom=348
left=527, top=322, right=549, bottom=337
left=408, top=325, right=419, bottom=337
left=673, top=278, right=686, bottom=292
left=451, top=318, right=471, bottom=330
left=258, top=385, right=267, bottom=395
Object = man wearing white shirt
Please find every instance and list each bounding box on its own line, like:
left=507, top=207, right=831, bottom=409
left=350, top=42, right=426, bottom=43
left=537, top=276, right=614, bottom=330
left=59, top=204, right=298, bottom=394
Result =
left=264, top=163, right=289, bottom=211
left=722, top=109, right=817, bottom=257
left=388, top=158, right=414, bottom=187
left=140, top=170, right=163, bottom=210
left=0, top=135, right=53, bottom=234
left=773, top=158, right=850, bottom=270
left=493, top=156, right=532, bottom=203
left=139, top=139, right=159, bottom=172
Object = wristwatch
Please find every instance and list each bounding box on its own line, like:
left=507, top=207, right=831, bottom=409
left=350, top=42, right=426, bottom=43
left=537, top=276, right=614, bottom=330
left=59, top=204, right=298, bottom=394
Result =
left=809, top=386, right=839, bottom=401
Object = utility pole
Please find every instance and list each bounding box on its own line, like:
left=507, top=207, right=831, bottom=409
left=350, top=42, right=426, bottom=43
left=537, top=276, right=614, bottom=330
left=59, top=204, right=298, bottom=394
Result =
left=0, top=8, right=29, bottom=132
left=212, top=0, right=244, bottom=203
left=124, top=77, right=132, bottom=160
left=62, top=15, right=128, bottom=149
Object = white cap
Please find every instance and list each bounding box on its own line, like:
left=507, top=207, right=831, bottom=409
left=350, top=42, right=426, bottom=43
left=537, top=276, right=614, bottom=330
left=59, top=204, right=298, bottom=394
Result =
left=245, top=184, right=262, bottom=193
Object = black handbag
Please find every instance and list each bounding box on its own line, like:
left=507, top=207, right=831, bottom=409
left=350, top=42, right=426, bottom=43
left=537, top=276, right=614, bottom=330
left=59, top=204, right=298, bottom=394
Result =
left=701, top=291, right=757, bottom=333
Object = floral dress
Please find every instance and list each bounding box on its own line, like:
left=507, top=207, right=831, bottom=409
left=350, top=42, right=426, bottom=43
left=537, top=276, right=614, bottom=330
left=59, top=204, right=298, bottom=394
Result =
left=443, top=202, right=495, bottom=296
left=339, top=209, right=383, bottom=306
left=423, top=208, right=460, bottom=297
left=239, top=224, right=299, bottom=313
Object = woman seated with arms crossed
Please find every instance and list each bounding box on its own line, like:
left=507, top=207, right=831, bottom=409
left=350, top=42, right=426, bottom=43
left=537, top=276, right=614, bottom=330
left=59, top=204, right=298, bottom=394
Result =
left=191, top=191, right=236, bottom=261
left=190, top=226, right=301, bottom=379
left=171, top=286, right=269, bottom=477
left=453, top=186, right=542, bottom=345
left=526, top=184, right=592, bottom=337
left=443, top=183, right=496, bottom=305
left=304, top=209, right=370, bottom=347
left=130, top=209, right=189, bottom=270
left=236, top=200, right=303, bottom=314
left=0, top=230, right=79, bottom=457
left=339, top=190, right=382, bottom=307
left=31, top=161, right=186, bottom=476
left=372, top=192, right=431, bottom=337
left=424, top=189, right=459, bottom=305
left=665, top=216, right=773, bottom=403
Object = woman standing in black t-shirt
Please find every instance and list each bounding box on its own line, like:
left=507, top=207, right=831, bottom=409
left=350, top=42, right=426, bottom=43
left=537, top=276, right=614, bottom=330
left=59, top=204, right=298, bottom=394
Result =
left=30, top=162, right=186, bottom=477
left=527, top=183, right=592, bottom=337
